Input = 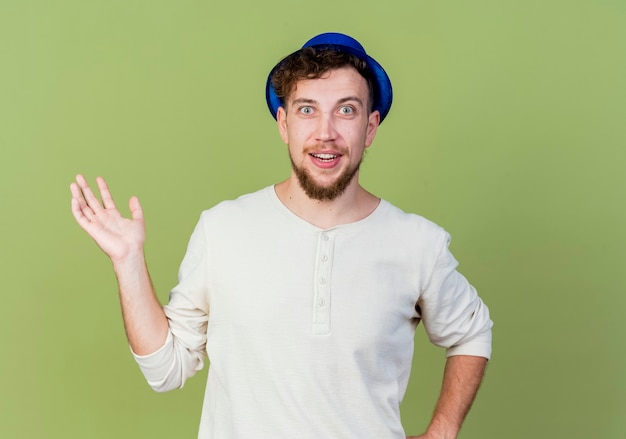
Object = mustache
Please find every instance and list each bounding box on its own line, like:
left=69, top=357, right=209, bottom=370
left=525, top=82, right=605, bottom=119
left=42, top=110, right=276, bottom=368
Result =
left=304, top=144, right=348, bottom=154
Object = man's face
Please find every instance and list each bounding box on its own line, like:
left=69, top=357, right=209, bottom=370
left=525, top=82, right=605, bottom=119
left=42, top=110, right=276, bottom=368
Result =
left=277, top=67, right=380, bottom=201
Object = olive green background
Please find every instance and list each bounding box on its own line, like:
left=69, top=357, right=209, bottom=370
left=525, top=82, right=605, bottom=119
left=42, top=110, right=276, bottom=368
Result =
left=1, top=0, right=624, bottom=438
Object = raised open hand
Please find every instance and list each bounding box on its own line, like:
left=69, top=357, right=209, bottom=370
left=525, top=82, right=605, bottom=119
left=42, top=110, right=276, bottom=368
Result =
left=70, top=174, right=146, bottom=263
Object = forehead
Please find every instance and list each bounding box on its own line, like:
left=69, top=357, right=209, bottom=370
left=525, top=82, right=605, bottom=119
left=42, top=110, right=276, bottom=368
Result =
left=287, top=67, right=369, bottom=104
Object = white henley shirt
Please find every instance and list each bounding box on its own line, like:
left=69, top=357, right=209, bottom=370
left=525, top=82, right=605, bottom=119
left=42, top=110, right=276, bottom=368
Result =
left=134, top=185, right=493, bottom=438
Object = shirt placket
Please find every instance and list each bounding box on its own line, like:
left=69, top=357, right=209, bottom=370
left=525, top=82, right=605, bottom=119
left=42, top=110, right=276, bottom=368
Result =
left=312, top=230, right=335, bottom=335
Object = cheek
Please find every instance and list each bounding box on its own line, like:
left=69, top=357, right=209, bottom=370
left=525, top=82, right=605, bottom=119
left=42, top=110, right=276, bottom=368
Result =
left=344, top=125, right=368, bottom=147
left=287, top=122, right=314, bottom=144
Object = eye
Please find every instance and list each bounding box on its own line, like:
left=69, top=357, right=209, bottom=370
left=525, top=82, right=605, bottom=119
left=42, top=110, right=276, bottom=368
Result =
left=299, top=106, right=314, bottom=115
left=339, top=106, right=354, bottom=115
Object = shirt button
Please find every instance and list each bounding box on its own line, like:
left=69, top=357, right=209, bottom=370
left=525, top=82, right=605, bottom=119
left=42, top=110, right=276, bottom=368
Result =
left=319, top=276, right=327, bottom=284
left=321, top=255, right=328, bottom=262
left=318, top=298, right=326, bottom=307
left=323, top=234, right=330, bottom=241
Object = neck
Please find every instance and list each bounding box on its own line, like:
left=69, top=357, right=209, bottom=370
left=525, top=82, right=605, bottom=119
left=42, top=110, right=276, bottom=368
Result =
left=274, top=174, right=380, bottom=229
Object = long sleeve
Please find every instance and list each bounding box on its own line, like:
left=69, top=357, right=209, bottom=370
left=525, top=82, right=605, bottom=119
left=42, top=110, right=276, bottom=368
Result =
left=132, top=214, right=210, bottom=392
left=418, top=232, right=493, bottom=359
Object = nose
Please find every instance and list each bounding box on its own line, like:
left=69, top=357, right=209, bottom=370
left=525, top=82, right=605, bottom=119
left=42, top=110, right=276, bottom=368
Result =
left=315, top=112, right=337, bottom=143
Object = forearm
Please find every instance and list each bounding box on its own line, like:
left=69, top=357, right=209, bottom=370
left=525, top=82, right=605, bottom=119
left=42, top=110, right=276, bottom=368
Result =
left=70, top=175, right=169, bottom=356
left=421, top=355, right=488, bottom=439
left=113, top=250, right=169, bottom=356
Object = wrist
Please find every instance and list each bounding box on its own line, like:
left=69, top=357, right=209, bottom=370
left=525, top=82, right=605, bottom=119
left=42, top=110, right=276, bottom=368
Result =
left=111, top=247, right=146, bottom=274
left=424, top=418, right=459, bottom=439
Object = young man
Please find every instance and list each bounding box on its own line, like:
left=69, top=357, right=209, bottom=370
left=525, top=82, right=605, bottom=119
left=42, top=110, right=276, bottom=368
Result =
left=70, top=33, right=492, bottom=439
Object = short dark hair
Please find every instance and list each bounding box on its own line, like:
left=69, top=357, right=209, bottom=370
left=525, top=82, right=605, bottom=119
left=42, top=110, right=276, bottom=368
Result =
left=270, top=47, right=376, bottom=111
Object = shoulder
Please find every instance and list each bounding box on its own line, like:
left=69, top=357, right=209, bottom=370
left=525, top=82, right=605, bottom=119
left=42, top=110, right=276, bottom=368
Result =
left=377, top=200, right=449, bottom=241
left=198, top=186, right=276, bottom=224
left=353, top=200, right=452, bottom=262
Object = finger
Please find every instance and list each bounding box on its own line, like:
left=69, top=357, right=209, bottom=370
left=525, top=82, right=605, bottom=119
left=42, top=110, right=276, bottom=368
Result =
left=75, top=174, right=104, bottom=214
left=129, top=196, right=144, bottom=222
left=71, top=195, right=97, bottom=228
left=96, top=176, right=118, bottom=210
left=69, top=181, right=83, bottom=202
left=71, top=196, right=90, bottom=225
left=70, top=181, right=95, bottom=221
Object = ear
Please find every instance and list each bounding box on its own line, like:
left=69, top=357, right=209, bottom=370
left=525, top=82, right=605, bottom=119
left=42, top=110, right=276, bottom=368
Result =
left=277, top=106, right=289, bottom=145
left=364, top=110, right=380, bottom=148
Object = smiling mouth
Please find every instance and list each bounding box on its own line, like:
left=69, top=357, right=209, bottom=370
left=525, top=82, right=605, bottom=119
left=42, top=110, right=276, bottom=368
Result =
left=310, top=153, right=340, bottom=162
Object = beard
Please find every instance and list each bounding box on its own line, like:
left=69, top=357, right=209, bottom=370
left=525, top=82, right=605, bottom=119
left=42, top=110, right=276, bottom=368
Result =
left=289, top=148, right=363, bottom=201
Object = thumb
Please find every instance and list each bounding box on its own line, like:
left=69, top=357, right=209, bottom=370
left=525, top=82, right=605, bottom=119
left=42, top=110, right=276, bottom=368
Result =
left=129, top=196, right=144, bottom=221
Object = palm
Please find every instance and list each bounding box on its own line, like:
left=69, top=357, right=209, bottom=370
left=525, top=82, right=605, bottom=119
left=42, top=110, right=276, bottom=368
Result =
left=70, top=175, right=146, bottom=262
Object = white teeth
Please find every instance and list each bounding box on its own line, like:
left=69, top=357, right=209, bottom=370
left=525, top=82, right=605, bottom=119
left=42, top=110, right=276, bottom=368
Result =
left=312, top=153, right=338, bottom=160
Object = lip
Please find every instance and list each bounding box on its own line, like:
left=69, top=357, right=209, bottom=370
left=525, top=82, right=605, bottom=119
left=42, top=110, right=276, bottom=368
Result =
left=309, top=151, right=343, bottom=169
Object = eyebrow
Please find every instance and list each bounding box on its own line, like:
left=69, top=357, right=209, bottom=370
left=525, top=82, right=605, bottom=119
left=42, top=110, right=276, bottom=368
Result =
left=337, top=96, right=364, bottom=107
left=291, top=98, right=317, bottom=106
